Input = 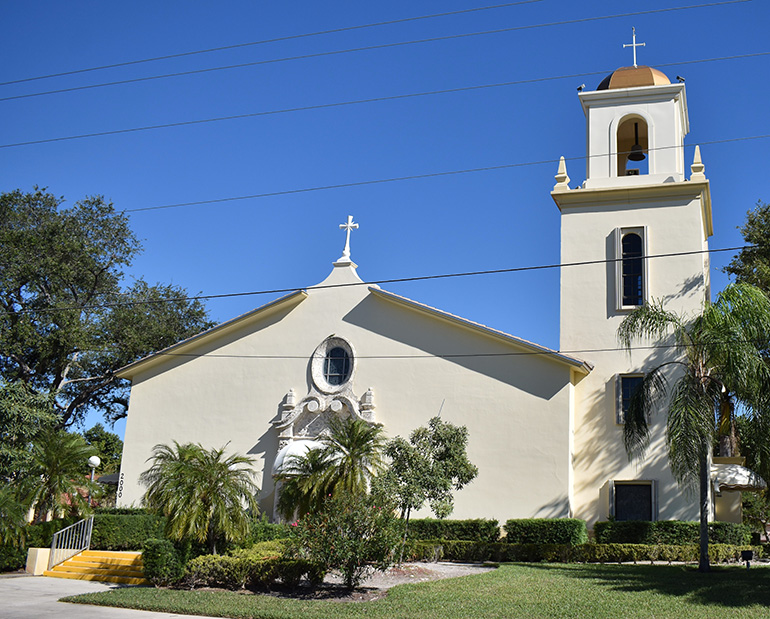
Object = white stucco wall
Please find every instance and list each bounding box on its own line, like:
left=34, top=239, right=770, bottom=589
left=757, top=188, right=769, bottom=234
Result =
left=117, top=263, right=581, bottom=525
left=557, top=184, right=711, bottom=527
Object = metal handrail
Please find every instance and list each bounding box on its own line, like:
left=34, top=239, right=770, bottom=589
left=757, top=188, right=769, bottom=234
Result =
left=48, top=516, right=94, bottom=570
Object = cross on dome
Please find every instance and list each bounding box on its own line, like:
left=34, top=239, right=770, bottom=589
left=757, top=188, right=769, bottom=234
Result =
left=337, top=215, right=358, bottom=264
left=623, top=27, right=645, bottom=68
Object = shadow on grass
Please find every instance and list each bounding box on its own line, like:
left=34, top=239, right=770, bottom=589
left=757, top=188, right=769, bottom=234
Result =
left=523, top=563, right=770, bottom=608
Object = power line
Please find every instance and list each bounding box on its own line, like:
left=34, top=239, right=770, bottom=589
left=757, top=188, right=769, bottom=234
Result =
left=120, top=133, right=770, bottom=213
left=0, top=1, right=750, bottom=103
left=105, top=339, right=762, bottom=361
left=2, top=49, right=767, bottom=152
left=5, top=245, right=748, bottom=315
left=0, top=1, right=544, bottom=87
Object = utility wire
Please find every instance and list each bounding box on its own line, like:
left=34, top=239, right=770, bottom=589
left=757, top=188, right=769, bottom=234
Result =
left=0, top=1, right=544, bottom=87
left=4, top=245, right=748, bottom=315
left=0, top=1, right=750, bottom=103
left=120, top=133, right=770, bottom=213
left=2, top=50, right=767, bottom=152
left=103, top=339, right=766, bottom=361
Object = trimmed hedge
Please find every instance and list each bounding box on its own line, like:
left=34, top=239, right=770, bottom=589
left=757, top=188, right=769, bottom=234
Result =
left=245, top=515, right=293, bottom=545
left=94, top=507, right=150, bottom=516
left=143, top=538, right=184, bottom=586
left=183, top=553, right=324, bottom=590
left=407, top=519, right=500, bottom=542
left=405, top=539, right=760, bottom=564
left=504, top=519, right=588, bottom=545
left=90, top=514, right=165, bottom=551
left=594, top=520, right=751, bottom=545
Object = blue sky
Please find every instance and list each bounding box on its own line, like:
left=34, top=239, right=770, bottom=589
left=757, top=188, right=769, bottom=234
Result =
left=1, top=1, right=768, bottom=438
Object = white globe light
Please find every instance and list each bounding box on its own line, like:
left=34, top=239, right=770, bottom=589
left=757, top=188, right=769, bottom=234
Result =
left=88, top=455, right=101, bottom=469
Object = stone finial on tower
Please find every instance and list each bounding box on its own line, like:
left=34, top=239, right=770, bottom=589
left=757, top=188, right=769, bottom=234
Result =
left=690, top=145, right=706, bottom=181
left=553, top=156, right=571, bottom=192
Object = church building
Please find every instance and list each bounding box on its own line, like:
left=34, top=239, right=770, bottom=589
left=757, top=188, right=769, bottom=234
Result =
left=116, top=56, right=750, bottom=528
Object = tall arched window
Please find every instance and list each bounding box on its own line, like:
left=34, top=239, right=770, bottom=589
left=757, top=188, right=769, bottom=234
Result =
left=621, top=232, right=644, bottom=306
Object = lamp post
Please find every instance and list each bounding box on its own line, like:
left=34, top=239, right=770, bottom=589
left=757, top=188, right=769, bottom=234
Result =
left=88, top=455, right=101, bottom=507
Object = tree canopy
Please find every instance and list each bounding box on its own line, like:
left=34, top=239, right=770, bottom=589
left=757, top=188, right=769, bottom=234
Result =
left=725, top=201, right=770, bottom=292
left=81, top=423, right=123, bottom=476
left=380, top=416, right=478, bottom=521
left=0, top=188, right=214, bottom=427
left=0, top=381, right=56, bottom=484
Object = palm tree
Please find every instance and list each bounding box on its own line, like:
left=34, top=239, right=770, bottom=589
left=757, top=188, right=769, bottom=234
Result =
left=276, top=416, right=386, bottom=520
left=618, top=283, right=770, bottom=572
left=140, top=442, right=260, bottom=554
left=0, top=484, right=29, bottom=546
left=320, top=415, right=386, bottom=496
left=275, top=447, right=332, bottom=521
left=23, top=428, right=98, bottom=523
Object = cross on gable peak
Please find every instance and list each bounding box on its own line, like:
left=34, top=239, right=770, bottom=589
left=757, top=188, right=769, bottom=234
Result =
left=336, top=215, right=359, bottom=264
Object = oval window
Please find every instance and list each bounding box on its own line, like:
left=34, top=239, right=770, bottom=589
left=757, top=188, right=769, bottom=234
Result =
left=324, top=347, right=351, bottom=385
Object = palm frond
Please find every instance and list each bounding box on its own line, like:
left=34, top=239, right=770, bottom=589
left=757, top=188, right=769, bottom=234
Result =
left=624, top=365, right=670, bottom=459
left=617, top=300, right=685, bottom=350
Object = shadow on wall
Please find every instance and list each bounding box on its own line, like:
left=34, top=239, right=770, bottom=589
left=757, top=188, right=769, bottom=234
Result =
left=246, top=400, right=285, bottom=517
left=534, top=494, right=571, bottom=518
left=342, top=294, right=570, bottom=401
left=573, top=334, right=694, bottom=524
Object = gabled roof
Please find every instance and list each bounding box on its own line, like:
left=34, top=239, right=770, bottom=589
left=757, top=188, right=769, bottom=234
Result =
left=115, top=290, right=308, bottom=379
left=368, top=287, right=592, bottom=374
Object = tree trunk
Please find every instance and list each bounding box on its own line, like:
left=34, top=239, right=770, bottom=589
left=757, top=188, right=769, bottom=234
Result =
left=717, top=395, right=739, bottom=457
left=698, top=443, right=710, bottom=572
left=398, top=506, right=411, bottom=565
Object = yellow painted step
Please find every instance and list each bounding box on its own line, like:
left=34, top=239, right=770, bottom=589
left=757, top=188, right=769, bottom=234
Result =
left=43, top=569, right=148, bottom=585
left=50, top=564, right=145, bottom=577
left=44, top=550, right=149, bottom=585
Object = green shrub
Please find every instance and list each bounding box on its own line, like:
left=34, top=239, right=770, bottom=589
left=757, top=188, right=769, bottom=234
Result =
left=594, top=520, right=751, bottom=545
left=246, top=514, right=292, bottom=544
left=142, top=538, right=184, bottom=586
left=404, top=540, right=760, bottom=564
left=93, top=507, right=150, bottom=516
left=291, top=492, right=403, bottom=589
left=710, top=522, right=751, bottom=545
left=91, top=514, right=165, bottom=551
left=504, top=519, right=588, bottom=545
left=407, top=519, right=500, bottom=542
left=183, top=553, right=322, bottom=590
left=25, top=518, right=77, bottom=548
left=231, top=540, right=287, bottom=561
left=0, top=545, right=27, bottom=572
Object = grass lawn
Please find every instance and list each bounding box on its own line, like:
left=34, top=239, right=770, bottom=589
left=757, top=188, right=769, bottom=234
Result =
left=63, top=563, right=770, bottom=619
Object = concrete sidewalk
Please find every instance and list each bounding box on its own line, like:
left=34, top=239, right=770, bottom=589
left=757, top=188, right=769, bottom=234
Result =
left=0, top=573, right=220, bottom=618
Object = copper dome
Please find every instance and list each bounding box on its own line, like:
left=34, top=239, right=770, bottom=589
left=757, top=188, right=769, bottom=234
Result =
left=596, top=66, right=671, bottom=90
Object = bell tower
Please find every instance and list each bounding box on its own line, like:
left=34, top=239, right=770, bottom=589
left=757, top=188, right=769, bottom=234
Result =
left=552, top=53, right=713, bottom=526
left=581, top=65, right=689, bottom=187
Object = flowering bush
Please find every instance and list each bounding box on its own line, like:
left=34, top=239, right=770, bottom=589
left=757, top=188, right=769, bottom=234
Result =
left=290, top=492, right=403, bottom=589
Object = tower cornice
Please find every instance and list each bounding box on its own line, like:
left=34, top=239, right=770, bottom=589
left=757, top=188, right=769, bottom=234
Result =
left=551, top=179, right=712, bottom=237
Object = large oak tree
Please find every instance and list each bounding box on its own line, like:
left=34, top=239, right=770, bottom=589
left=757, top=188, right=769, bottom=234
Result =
left=0, top=188, right=214, bottom=427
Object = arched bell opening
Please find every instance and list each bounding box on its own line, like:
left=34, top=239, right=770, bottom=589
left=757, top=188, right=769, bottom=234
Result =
left=616, top=116, right=649, bottom=177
